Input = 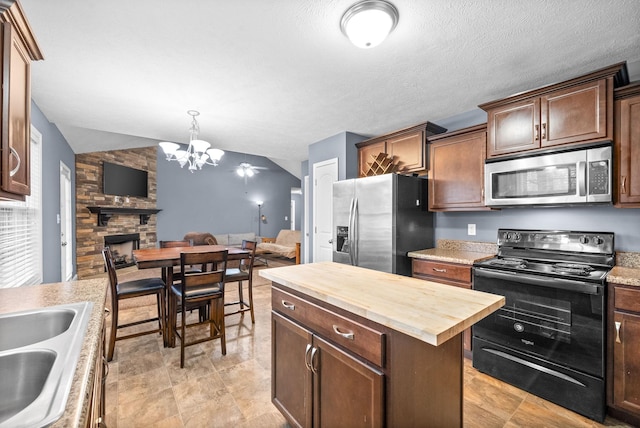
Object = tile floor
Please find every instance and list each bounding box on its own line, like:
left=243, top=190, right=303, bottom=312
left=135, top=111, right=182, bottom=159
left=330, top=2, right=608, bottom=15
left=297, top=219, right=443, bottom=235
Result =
left=104, top=264, right=632, bottom=428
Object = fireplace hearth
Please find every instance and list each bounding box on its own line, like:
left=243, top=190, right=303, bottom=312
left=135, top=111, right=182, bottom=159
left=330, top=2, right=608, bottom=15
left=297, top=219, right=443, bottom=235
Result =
left=104, top=233, right=140, bottom=269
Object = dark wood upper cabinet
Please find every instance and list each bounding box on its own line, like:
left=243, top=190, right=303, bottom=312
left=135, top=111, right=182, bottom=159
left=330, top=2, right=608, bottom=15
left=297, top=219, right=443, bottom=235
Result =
left=614, top=82, right=640, bottom=207
left=356, top=122, right=446, bottom=177
left=428, top=124, right=490, bottom=211
left=480, top=62, right=628, bottom=158
left=0, top=1, right=43, bottom=201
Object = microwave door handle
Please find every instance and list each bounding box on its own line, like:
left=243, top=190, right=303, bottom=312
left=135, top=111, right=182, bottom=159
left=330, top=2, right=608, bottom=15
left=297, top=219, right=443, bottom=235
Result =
left=578, top=161, right=587, bottom=196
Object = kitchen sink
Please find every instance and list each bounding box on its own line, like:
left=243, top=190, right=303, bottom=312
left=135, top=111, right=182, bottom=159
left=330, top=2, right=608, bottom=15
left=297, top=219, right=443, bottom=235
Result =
left=0, top=308, right=75, bottom=352
left=0, top=350, right=57, bottom=424
left=0, top=301, right=94, bottom=428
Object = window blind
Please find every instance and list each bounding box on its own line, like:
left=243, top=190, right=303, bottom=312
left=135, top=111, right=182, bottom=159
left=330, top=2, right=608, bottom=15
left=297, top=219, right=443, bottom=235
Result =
left=0, top=128, right=43, bottom=288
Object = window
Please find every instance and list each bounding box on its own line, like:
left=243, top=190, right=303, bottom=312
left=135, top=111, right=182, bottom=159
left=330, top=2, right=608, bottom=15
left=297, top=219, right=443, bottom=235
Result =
left=0, top=125, right=43, bottom=288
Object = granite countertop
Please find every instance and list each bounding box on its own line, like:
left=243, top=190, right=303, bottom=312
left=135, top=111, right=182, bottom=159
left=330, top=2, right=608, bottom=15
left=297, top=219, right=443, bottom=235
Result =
left=608, top=266, right=640, bottom=287
left=0, top=279, right=108, bottom=428
left=407, top=248, right=495, bottom=265
left=407, top=239, right=497, bottom=265
left=607, top=251, right=640, bottom=287
left=260, top=261, right=504, bottom=347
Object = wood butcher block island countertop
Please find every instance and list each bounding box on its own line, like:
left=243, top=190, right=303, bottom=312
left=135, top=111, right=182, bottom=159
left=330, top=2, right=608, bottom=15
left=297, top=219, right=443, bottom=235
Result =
left=263, top=262, right=505, bottom=427
left=260, top=261, right=504, bottom=346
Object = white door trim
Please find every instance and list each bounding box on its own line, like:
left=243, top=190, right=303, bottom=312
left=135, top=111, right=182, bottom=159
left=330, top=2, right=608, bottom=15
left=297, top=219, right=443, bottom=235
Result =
left=312, top=158, right=338, bottom=263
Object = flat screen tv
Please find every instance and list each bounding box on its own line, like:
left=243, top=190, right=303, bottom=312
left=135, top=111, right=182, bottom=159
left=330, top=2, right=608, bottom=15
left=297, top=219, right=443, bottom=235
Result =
left=102, top=162, right=148, bottom=197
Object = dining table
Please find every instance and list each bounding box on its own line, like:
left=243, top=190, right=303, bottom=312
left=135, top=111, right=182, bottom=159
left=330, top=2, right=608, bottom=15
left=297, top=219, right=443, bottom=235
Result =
left=132, top=244, right=250, bottom=347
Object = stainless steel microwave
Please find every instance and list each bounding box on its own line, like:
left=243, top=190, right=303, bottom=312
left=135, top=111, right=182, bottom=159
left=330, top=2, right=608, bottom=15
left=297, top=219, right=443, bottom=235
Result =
left=485, top=144, right=612, bottom=207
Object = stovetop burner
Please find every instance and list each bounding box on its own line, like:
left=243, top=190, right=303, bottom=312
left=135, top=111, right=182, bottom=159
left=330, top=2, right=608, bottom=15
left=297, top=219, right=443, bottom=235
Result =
left=490, top=257, right=528, bottom=268
left=551, top=263, right=595, bottom=276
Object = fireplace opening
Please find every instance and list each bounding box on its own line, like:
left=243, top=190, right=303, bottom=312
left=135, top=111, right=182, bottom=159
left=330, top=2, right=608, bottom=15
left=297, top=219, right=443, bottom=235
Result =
left=104, top=233, right=140, bottom=269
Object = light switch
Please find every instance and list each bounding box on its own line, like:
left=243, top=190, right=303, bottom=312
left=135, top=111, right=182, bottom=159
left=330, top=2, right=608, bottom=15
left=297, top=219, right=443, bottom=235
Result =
left=468, top=224, right=476, bottom=236
left=285, top=216, right=288, bottom=221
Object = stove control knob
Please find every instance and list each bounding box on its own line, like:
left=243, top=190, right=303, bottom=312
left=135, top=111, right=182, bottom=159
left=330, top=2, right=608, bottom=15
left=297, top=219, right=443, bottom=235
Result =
left=514, top=323, right=525, bottom=333
left=513, top=232, right=521, bottom=242
left=593, top=236, right=604, bottom=245
left=579, top=235, right=590, bottom=244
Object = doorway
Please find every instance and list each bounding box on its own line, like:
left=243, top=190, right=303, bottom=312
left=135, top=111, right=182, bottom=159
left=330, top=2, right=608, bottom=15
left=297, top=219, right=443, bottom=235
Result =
left=60, top=162, right=73, bottom=281
left=312, top=158, right=338, bottom=262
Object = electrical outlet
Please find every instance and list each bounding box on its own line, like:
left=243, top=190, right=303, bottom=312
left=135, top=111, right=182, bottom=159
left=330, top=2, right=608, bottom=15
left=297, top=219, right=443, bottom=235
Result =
left=468, top=224, right=476, bottom=236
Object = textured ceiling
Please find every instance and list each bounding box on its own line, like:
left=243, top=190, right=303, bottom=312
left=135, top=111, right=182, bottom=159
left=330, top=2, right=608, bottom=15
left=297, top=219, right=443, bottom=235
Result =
left=20, top=0, right=640, bottom=179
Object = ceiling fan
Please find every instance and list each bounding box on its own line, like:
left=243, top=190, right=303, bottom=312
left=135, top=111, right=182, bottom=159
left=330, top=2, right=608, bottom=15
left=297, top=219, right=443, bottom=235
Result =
left=235, top=162, right=267, bottom=179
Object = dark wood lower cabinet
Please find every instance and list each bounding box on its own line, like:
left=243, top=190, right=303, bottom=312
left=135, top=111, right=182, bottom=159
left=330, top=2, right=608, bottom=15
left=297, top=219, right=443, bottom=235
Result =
left=412, top=259, right=473, bottom=358
left=271, top=283, right=463, bottom=427
left=607, top=283, right=640, bottom=426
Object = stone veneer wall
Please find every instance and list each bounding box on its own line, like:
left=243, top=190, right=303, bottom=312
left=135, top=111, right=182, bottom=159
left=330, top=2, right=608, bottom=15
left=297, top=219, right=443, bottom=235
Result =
left=76, top=146, right=158, bottom=279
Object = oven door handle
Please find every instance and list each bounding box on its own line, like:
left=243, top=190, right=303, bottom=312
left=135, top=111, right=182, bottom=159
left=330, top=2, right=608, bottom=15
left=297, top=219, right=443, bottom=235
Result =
left=474, top=267, right=602, bottom=295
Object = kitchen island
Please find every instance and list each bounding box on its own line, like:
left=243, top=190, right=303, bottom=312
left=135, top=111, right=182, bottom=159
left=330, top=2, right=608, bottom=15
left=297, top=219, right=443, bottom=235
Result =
left=260, top=262, right=505, bottom=427
left=0, top=279, right=108, bottom=427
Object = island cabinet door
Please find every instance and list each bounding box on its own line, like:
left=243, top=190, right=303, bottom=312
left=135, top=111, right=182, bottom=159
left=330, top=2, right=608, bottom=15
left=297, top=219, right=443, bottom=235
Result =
left=312, top=335, right=384, bottom=428
left=272, top=312, right=313, bottom=428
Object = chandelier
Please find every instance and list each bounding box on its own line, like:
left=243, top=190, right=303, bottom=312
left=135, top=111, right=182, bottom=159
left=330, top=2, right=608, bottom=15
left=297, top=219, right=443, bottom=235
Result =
left=158, top=110, right=224, bottom=172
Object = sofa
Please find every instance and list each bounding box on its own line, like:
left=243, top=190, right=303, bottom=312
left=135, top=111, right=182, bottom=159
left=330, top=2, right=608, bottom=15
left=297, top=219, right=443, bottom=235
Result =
left=211, top=232, right=257, bottom=248
left=182, top=232, right=257, bottom=248
left=256, top=229, right=301, bottom=264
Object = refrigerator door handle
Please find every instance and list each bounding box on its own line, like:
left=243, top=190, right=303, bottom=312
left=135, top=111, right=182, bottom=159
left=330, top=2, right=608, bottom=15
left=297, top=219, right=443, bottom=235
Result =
left=353, top=197, right=359, bottom=266
left=348, top=197, right=355, bottom=266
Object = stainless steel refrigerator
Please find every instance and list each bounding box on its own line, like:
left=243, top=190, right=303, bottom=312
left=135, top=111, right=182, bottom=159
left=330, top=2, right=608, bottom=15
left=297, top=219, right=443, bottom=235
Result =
left=332, top=173, right=434, bottom=276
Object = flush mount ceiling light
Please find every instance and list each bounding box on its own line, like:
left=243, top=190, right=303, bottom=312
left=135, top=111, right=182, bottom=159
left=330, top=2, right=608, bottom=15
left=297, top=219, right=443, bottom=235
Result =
left=158, top=110, right=224, bottom=172
left=340, top=0, right=399, bottom=49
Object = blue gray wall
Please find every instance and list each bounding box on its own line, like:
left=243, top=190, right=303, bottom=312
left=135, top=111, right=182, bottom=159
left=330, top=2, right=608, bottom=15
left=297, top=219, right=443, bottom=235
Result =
left=31, top=101, right=77, bottom=283
left=435, top=207, right=640, bottom=252
left=305, top=131, right=366, bottom=261
left=156, top=150, right=300, bottom=240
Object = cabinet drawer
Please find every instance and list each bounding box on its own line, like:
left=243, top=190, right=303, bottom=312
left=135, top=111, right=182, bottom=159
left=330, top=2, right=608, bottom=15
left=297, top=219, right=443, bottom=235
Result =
left=412, top=260, right=471, bottom=284
left=614, top=286, right=640, bottom=313
left=272, top=287, right=385, bottom=367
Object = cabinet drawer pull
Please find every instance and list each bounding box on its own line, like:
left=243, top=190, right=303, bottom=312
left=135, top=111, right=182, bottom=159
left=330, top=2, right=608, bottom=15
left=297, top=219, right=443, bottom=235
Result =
left=615, top=321, right=622, bottom=343
left=534, top=125, right=539, bottom=141
left=281, top=300, right=295, bottom=311
left=9, top=147, right=20, bottom=177
left=433, top=268, right=447, bottom=273
left=541, top=123, right=547, bottom=139
left=333, top=325, right=355, bottom=340
left=310, top=346, right=319, bottom=374
left=621, top=176, right=626, bottom=194
left=304, top=343, right=312, bottom=370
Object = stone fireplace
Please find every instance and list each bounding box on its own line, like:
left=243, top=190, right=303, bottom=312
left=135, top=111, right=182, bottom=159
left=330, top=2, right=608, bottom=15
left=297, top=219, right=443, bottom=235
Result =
left=76, top=146, right=158, bottom=279
left=104, top=233, right=140, bottom=269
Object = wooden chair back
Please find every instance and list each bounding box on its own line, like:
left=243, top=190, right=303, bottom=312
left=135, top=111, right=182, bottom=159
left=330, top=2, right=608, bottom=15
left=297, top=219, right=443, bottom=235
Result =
left=179, top=250, right=228, bottom=301
left=159, top=240, right=193, bottom=248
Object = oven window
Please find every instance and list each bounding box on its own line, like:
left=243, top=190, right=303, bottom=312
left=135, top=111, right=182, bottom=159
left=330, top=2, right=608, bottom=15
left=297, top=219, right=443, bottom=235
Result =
left=492, top=163, right=577, bottom=199
left=497, top=296, right=571, bottom=344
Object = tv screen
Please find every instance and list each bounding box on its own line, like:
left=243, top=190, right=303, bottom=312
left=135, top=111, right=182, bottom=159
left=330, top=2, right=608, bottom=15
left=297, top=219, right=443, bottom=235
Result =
left=103, top=162, right=148, bottom=197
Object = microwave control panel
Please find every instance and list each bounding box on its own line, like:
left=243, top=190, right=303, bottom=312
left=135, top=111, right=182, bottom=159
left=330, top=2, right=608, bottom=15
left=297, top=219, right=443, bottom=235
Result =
left=588, top=160, right=609, bottom=195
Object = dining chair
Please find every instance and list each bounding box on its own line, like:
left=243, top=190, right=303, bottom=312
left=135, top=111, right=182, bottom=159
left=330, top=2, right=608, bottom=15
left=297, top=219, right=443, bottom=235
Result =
left=224, top=240, right=257, bottom=323
left=102, top=247, right=166, bottom=362
left=159, top=240, right=201, bottom=283
left=169, top=249, right=228, bottom=368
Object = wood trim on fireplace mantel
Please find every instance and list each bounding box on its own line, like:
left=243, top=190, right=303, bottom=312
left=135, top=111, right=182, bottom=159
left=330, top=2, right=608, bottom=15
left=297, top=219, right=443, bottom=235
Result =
left=87, top=206, right=162, bottom=227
